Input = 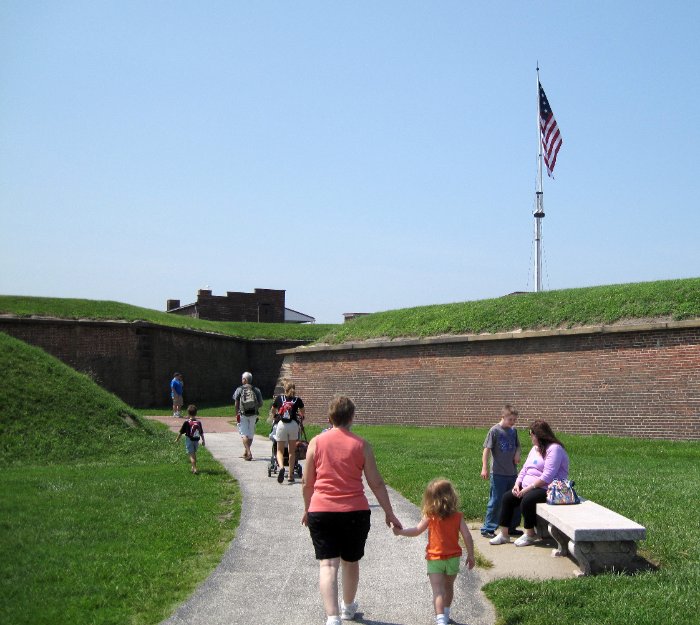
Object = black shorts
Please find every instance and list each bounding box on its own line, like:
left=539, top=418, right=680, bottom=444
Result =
left=306, top=510, right=371, bottom=562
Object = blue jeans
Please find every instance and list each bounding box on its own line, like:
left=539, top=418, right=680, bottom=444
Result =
left=481, top=474, right=520, bottom=533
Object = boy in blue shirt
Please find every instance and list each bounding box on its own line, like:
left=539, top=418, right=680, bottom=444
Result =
left=170, top=372, right=184, bottom=417
left=480, top=404, right=521, bottom=538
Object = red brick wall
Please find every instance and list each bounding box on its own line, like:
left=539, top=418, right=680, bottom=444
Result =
left=280, top=323, right=700, bottom=440
left=0, top=318, right=305, bottom=407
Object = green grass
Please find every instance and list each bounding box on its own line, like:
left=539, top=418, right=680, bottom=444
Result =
left=136, top=401, right=317, bottom=442
left=136, top=404, right=240, bottom=418
left=320, top=277, right=700, bottom=343
left=5, top=327, right=699, bottom=625
left=1, top=332, right=240, bottom=625
left=0, top=295, right=336, bottom=341
left=356, top=424, right=700, bottom=625
left=5, top=277, right=699, bottom=346
left=135, top=401, right=271, bottom=426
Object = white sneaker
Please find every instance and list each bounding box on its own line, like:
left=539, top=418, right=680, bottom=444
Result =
left=514, top=534, right=538, bottom=547
left=489, top=533, right=510, bottom=545
left=326, top=617, right=342, bottom=625
left=340, top=601, right=358, bottom=620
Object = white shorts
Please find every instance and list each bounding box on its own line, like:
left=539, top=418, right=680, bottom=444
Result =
left=238, top=414, right=256, bottom=439
left=275, top=420, right=299, bottom=442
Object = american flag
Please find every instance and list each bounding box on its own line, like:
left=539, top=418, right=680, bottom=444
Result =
left=538, top=81, right=562, bottom=177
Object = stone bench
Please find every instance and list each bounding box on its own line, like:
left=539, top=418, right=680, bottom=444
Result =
left=536, top=500, right=646, bottom=575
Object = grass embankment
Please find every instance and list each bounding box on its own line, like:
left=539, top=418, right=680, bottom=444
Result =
left=320, top=277, right=700, bottom=343
left=0, top=332, right=240, bottom=625
left=0, top=295, right=336, bottom=341
left=359, top=425, right=699, bottom=625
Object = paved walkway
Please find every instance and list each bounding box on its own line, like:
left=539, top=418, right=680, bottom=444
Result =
left=154, top=419, right=579, bottom=625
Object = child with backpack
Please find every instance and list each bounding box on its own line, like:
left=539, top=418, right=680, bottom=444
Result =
left=393, top=479, right=475, bottom=625
left=175, top=404, right=205, bottom=474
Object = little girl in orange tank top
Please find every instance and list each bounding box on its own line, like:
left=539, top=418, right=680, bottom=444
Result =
left=393, top=479, right=475, bottom=625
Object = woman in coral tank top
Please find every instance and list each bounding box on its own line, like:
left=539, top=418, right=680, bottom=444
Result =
left=302, top=396, right=403, bottom=625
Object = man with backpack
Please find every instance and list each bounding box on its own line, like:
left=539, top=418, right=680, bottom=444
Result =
left=233, top=371, right=263, bottom=461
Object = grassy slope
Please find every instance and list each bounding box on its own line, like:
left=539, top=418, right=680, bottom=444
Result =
left=0, top=332, right=240, bottom=625
left=3, top=278, right=698, bottom=345
left=1, top=329, right=157, bottom=465
left=321, top=277, right=700, bottom=343
left=0, top=295, right=336, bottom=341
left=361, top=425, right=700, bottom=625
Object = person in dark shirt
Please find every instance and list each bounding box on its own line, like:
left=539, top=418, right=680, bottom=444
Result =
left=175, top=404, right=205, bottom=474
left=272, top=381, right=305, bottom=483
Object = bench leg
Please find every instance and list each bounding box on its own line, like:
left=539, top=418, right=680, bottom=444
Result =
left=570, top=540, right=639, bottom=575
left=548, top=523, right=569, bottom=557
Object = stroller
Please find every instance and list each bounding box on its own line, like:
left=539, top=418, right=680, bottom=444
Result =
left=267, top=417, right=308, bottom=479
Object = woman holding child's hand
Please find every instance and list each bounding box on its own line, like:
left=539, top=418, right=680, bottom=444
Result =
left=301, top=396, right=402, bottom=625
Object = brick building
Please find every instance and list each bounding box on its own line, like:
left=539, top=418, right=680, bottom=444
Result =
left=167, top=288, right=314, bottom=323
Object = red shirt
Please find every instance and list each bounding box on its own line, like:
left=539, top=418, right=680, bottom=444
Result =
left=426, top=512, right=463, bottom=560
left=308, top=428, right=369, bottom=513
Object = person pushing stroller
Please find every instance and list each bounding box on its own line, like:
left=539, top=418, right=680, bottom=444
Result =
left=272, top=381, right=305, bottom=484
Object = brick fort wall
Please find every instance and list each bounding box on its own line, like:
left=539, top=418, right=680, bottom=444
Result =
left=0, top=317, right=304, bottom=407
left=279, top=321, right=700, bottom=440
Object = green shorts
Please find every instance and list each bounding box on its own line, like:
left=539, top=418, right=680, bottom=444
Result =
left=427, top=556, right=460, bottom=575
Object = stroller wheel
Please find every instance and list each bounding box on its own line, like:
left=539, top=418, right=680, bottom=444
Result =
left=296, top=464, right=303, bottom=478
left=268, top=467, right=272, bottom=477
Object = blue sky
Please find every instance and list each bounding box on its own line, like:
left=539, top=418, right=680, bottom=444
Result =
left=2, top=2, right=699, bottom=323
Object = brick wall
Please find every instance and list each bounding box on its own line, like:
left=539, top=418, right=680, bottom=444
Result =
left=279, top=322, right=700, bottom=440
left=0, top=318, right=305, bottom=407
left=5, top=316, right=699, bottom=437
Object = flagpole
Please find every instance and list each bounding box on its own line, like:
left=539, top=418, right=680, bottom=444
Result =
left=534, top=64, right=545, bottom=293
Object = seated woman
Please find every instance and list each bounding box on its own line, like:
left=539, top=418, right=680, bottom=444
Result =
left=489, top=419, right=569, bottom=547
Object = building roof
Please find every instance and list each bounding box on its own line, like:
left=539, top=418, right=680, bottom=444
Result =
left=284, top=307, right=315, bottom=323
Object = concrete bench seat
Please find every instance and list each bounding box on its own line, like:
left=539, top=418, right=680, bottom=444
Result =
left=536, top=500, right=646, bottom=575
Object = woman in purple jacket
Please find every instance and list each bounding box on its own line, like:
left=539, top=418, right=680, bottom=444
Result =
left=489, top=419, right=569, bottom=547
